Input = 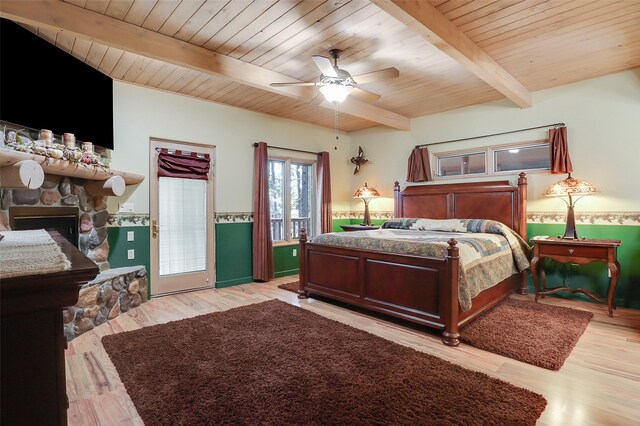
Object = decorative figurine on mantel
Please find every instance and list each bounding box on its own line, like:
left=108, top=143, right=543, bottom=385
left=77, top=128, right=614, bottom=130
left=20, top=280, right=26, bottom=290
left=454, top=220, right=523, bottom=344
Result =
left=1, top=121, right=109, bottom=169
left=350, top=146, right=368, bottom=175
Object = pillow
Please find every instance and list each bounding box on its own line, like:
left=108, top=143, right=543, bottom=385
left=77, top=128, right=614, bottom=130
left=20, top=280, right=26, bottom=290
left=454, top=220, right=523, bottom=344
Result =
left=381, top=218, right=418, bottom=229
left=409, top=219, right=468, bottom=233
left=381, top=218, right=467, bottom=232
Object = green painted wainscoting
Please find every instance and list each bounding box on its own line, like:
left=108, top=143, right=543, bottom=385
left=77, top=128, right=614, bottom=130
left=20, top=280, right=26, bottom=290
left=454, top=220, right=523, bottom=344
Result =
left=527, top=223, right=640, bottom=309
left=107, top=226, right=151, bottom=298
left=274, top=245, right=300, bottom=278
left=215, top=222, right=253, bottom=288
left=332, top=219, right=350, bottom=232
left=108, top=226, right=151, bottom=273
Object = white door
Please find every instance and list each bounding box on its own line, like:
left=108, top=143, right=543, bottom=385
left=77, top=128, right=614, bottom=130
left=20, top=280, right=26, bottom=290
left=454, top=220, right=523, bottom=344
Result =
left=150, top=139, right=215, bottom=296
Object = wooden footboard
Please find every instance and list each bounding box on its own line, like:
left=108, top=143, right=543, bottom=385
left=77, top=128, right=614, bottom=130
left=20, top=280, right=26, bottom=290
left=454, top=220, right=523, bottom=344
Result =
left=299, top=231, right=475, bottom=346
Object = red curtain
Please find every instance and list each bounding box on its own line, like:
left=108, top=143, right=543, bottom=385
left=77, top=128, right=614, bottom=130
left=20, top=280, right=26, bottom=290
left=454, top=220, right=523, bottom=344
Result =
left=252, top=142, right=274, bottom=282
left=157, top=149, right=210, bottom=180
left=549, top=127, right=573, bottom=174
left=317, top=152, right=332, bottom=234
left=406, top=147, right=432, bottom=182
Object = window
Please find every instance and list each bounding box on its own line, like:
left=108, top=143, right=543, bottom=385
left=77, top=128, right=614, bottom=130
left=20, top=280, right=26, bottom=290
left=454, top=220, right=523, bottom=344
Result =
left=493, top=143, right=549, bottom=172
left=158, top=177, right=207, bottom=276
left=268, top=158, right=315, bottom=243
left=434, top=140, right=549, bottom=179
left=437, top=151, right=486, bottom=177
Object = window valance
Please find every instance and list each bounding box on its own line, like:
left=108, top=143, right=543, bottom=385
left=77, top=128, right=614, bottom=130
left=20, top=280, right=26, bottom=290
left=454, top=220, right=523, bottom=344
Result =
left=157, top=148, right=210, bottom=180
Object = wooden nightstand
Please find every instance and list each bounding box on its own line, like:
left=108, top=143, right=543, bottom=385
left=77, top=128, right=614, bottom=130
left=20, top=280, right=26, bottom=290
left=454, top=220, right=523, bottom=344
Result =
left=531, top=237, right=621, bottom=316
left=340, top=224, right=380, bottom=232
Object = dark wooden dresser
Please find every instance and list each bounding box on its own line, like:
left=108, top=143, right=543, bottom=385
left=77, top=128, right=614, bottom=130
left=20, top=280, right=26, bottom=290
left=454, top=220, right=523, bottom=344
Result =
left=1, top=232, right=99, bottom=425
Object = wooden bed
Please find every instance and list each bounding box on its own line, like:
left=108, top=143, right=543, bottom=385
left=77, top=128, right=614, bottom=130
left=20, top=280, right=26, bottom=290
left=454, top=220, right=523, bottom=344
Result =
left=297, top=173, right=528, bottom=346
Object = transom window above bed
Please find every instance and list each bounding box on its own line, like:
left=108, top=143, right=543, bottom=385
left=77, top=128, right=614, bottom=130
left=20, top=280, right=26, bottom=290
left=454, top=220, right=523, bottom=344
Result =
left=268, top=157, right=316, bottom=243
left=434, top=140, right=550, bottom=179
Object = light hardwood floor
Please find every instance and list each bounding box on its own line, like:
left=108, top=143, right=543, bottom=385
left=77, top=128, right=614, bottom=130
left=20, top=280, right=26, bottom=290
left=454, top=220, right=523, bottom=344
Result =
left=66, top=276, right=640, bottom=425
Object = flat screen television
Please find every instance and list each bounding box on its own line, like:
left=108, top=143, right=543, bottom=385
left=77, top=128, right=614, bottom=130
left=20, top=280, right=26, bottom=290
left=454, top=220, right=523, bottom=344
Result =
left=0, top=19, right=114, bottom=150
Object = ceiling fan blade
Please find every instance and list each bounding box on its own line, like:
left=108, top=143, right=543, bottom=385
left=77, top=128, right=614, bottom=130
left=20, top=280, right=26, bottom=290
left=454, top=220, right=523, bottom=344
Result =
left=351, top=87, right=381, bottom=103
left=269, top=82, right=317, bottom=87
left=352, top=67, right=399, bottom=85
left=312, top=55, right=337, bottom=77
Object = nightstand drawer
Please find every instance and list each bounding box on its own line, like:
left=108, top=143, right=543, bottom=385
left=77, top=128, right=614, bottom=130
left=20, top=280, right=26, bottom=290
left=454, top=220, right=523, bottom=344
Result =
left=539, top=243, right=608, bottom=259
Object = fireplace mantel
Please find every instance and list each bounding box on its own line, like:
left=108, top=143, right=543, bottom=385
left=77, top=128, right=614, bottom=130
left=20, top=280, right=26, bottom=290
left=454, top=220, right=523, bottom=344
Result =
left=0, top=148, right=144, bottom=185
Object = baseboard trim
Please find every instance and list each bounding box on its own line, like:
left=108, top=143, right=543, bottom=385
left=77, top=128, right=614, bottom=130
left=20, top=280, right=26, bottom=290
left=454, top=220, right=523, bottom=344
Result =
left=215, top=276, right=254, bottom=288
left=275, top=269, right=299, bottom=278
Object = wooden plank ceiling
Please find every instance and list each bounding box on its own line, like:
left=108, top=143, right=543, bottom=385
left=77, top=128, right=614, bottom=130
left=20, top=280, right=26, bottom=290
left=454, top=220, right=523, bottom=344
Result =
left=4, top=0, right=640, bottom=133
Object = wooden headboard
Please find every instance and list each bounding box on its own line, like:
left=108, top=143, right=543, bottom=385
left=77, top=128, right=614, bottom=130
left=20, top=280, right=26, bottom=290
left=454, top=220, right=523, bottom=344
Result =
left=394, top=173, right=528, bottom=239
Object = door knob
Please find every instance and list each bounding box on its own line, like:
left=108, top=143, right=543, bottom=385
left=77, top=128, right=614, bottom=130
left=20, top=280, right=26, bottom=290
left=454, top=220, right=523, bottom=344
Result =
left=152, top=219, right=159, bottom=239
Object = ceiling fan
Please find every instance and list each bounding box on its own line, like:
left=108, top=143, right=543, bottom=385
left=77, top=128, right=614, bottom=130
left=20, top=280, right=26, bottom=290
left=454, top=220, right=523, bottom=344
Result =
left=269, top=49, right=399, bottom=104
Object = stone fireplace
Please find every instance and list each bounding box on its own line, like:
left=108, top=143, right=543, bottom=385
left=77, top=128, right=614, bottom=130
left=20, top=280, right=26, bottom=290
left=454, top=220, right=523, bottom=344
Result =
left=1, top=174, right=149, bottom=341
left=0, top=174, right=111, bottom=270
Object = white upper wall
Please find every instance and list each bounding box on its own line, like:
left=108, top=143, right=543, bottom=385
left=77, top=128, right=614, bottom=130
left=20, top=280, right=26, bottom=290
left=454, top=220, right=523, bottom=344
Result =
left=109, top=82, right=352, bottom=214
left=350, top=70, right=640, bottom=213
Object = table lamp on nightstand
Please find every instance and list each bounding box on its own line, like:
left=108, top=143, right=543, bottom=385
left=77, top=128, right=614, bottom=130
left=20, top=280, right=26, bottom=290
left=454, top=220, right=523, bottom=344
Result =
left=544, top=173, right=598, bottom=240
left=354, top=183, right=380, bottom=226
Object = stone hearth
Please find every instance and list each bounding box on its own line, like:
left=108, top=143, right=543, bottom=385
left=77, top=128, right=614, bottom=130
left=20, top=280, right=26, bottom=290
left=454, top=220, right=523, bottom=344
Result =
left=0, top=174, right=111, bottom=270
left=64, top=266, right=148, bottom=341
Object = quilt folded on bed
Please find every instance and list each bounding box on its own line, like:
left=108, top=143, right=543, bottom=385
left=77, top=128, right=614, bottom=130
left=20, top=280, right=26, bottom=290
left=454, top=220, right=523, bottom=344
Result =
left=311, top=219, right=532, bottom=311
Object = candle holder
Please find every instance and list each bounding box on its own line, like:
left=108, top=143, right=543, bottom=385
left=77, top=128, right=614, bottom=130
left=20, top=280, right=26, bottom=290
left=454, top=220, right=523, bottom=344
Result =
left=63, top=133, right=76, bottom=148
left=39, top=129, right=53, bottom=147
left=81, top=141, right=93, bottom=153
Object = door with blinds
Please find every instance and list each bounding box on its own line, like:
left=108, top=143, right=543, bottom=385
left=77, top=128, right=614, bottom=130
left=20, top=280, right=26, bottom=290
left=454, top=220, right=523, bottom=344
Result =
left=150, top=139, right=215, bottom=296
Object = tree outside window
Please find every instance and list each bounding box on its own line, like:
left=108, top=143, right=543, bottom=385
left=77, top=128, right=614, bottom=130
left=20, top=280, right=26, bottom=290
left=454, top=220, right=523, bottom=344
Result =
left=268, top=158, right=315, bottom=242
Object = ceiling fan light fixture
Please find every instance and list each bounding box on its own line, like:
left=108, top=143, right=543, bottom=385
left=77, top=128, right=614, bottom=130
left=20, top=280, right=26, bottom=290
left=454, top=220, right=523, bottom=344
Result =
left=319, top=83, right=354, bottom=103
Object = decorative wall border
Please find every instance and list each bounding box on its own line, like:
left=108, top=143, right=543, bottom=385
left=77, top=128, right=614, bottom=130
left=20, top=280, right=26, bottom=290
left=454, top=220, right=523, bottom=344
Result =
left=107, top=211, right=640, bottom=227
left=332, top=211, right=394, bottom=220
left=108, top=214, right=150, bottom=227
left=215, top=212, right=253, bottom=223
left=528, top=211, right=640, bottom=226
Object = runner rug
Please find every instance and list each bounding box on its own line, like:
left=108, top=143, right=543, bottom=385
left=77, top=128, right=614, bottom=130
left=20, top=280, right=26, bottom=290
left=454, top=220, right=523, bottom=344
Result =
left=460, top=297, right=593, bottom=370
left=102, top=299, right=546, bottom=425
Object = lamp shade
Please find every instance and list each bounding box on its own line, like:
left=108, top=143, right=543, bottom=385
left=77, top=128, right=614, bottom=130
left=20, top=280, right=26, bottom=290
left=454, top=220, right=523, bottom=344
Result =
left=354, top=182, right=380, bottom=200
left=544, top=173, right=598, bottom=197
left=544, top=173, right=598, bottom=240
left=319, top=83, right=354, bottom=103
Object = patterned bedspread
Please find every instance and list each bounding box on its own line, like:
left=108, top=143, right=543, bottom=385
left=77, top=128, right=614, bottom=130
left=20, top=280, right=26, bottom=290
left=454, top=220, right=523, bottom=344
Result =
left=310, top=219, right=531, bottom=311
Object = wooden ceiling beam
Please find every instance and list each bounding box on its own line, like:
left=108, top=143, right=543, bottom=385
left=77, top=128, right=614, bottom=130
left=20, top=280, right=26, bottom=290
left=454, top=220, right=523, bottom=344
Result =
left=371, top=0, right=532, bottom=108
left=0, top=0, right=410, bottom=131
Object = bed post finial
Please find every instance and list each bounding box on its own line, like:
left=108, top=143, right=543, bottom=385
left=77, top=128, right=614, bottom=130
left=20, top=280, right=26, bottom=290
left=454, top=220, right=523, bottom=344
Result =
left=443, top=238, right=460, bottom=346
left=298, top=229, right=309, bottom=299
left=394, top=181, right=400, bottom=192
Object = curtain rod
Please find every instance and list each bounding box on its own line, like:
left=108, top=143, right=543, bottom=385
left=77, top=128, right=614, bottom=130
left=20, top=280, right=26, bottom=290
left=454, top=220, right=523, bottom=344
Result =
left=253, top=142, right=320, bottom=156
left=415, top=122, right=565, bottom=149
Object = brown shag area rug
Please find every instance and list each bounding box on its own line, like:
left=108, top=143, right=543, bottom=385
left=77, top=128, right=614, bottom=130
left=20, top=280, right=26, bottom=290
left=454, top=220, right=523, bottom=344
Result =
left=461, top=298, right=593, bottom=370
left=277, top=280, right=299, bottom=293
left=102, top=299, right=547, bottom=425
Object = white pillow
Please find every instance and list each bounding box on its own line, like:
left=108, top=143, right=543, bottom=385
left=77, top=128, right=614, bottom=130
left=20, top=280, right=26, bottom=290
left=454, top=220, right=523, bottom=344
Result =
left=409, top=219, right=467, bottom=233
